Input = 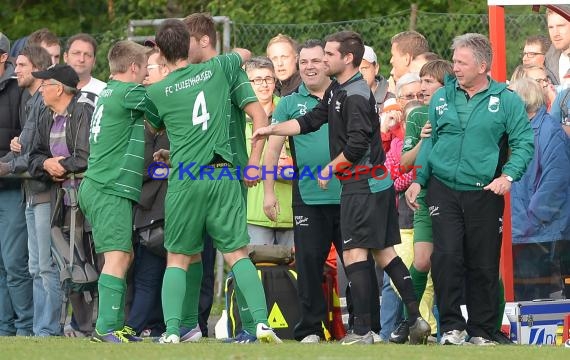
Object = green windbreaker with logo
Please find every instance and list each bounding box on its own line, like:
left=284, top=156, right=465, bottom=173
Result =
left=415, top=75, right=534, bottom=191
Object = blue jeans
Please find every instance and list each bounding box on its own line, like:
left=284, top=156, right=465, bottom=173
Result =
left=0, top=188, right=33, bottom=336
left=26, top=202, right=63, bottom=336
left=126, top=243, right=166, bottom=335
left=380, top=272, right=403, bottom=340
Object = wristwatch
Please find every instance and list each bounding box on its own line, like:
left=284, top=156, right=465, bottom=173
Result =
left=503, top=175, right=513, bottom=182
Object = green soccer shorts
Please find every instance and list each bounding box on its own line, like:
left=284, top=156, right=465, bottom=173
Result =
left=78, top=178, right=133, bottom=253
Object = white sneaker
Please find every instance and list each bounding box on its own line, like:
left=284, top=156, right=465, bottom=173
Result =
left=371, top=332, right=382, bottom=344
left=440, top=329, right=467, bottom=345
left=157, top=333, right=180, bottom=344
left=300, top=334, right=320, bottom=343
left=256, top=323, right=283, bottom=343
left=465, top=336, right=496, bottom=346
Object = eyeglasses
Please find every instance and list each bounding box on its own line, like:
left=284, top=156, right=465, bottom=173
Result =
left=146, top=64, right=163, bottom=70
left=399, top=93, right=425, bottom=101
left=522, top=52, right=544, bottom=58
left=39, top=81, right=59, bottom=88
left=249, top=77, right=275, bottom=85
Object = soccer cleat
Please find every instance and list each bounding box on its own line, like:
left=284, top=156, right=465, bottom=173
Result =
left=256, top=323, right=283, bottom=343
left=119, top=326, right=143, bottom=342
left=408, top=317, right=431, bottom=345
left=91, top=329, right=129, bottom=343
left=389, top=319, right=410, bottom=344
left=223, top=330, right=257, bottom=344
left=565, top=339, right=570, bottom=348
left=340, top=331, right=374, bottom=345
left=180, top=325, right=202, bottom=343
left=300, top=334, right=321, bottom=343
left=440, top=329, right=467, bottom=345
left=157, top=333, right=180, bottom=344
left=489, top=330, right=513, bottom=345
left=465, top=336, right=496, bottom=346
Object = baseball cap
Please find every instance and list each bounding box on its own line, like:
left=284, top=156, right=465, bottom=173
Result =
left=32, top=64, right=79, bottom=88
left=363, top=45, right=377, bottom=64
left=0, top=33, right=10, bottom=54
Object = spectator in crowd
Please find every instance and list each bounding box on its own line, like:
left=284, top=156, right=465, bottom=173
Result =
left=145, top=19, right=280, bottom=345
left=509, top=77, right=570, bottom=301
left=409, top=52, right=440, bottom=73
left=359, top=45, right=394, bottom=113
left=406, top=33, right=534, bottom=346
left=0, top=32, right=34, bottom=337
left=123, top=46, right=170, bottom=338
left=545, top=9, right=570, bottom=86
left=389, top=31, right=430, bottom=92
left=182, top=12, right=269, bottom=340
left=28, top=28, right=61, bottom=65
left=547, top=78, right=570, bottom=136
left=0, top=46, right=61, bottom=336
left=244, top=56, right=293, bottom=247
left=380, top=72, right=421, bottom=153
left=64, top=33, right=106, bottom=106
left=78, top=40, right=148, bottom=343
left=253, top=30, right=431, bottom=346
left=267, top=34, right=302, bottom=96
left=522, top=35, right=551, bottom=70
left=62, top=33, right=107, bottom=338
left=510, top=65, right=557, bottom=110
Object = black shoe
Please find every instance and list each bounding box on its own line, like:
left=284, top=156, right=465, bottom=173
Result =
left=490, top=330, right=513, bottom=345
left=389, top=320, right=409, bottom=344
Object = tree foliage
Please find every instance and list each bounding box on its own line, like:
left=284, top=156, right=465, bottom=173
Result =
left=0, top=1, right=544, bottom=80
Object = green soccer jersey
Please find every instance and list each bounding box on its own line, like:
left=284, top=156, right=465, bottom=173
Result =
left=84, top=80, right=146, bottom=202
left=229, top=70, right=258, bottom=168
left=145, top=53, right=242, bottom=192
left=272, top=83, right=341, bottom=205
left=402, top=105, right=428, bottom=153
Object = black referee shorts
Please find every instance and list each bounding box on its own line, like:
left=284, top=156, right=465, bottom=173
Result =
left=340, top=185, right=401, bottom=251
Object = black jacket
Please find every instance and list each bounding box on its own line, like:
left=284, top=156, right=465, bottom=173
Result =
left=0, top=61, right=24, bottom=189
left=133, top=127, right=169, bottom=230
left=0, top=61, right=22, bottom=157
left=29, top=93, right=93, bottom=181
left=297, top=73, right=383, bottom=183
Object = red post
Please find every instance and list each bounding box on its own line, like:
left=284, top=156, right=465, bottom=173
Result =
left=488, top=5, right=514, bottom=302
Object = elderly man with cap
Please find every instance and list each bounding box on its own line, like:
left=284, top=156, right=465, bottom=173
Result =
left=0, top=32, right=34, bottom=337
left=28, top=65, right=94, bottom=333
left=28, top=64, right=93, bottom=182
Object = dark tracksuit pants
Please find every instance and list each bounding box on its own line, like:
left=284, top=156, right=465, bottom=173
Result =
left=426, top=177, right=504, bottom=338
left=292, top=204, right=380, bottom=340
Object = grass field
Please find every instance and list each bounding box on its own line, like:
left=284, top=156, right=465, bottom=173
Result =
left=1, top=337, right=569, bottom=360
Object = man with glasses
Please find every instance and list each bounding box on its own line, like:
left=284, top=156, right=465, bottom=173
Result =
left=522, top=35, right=550, bottom=68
